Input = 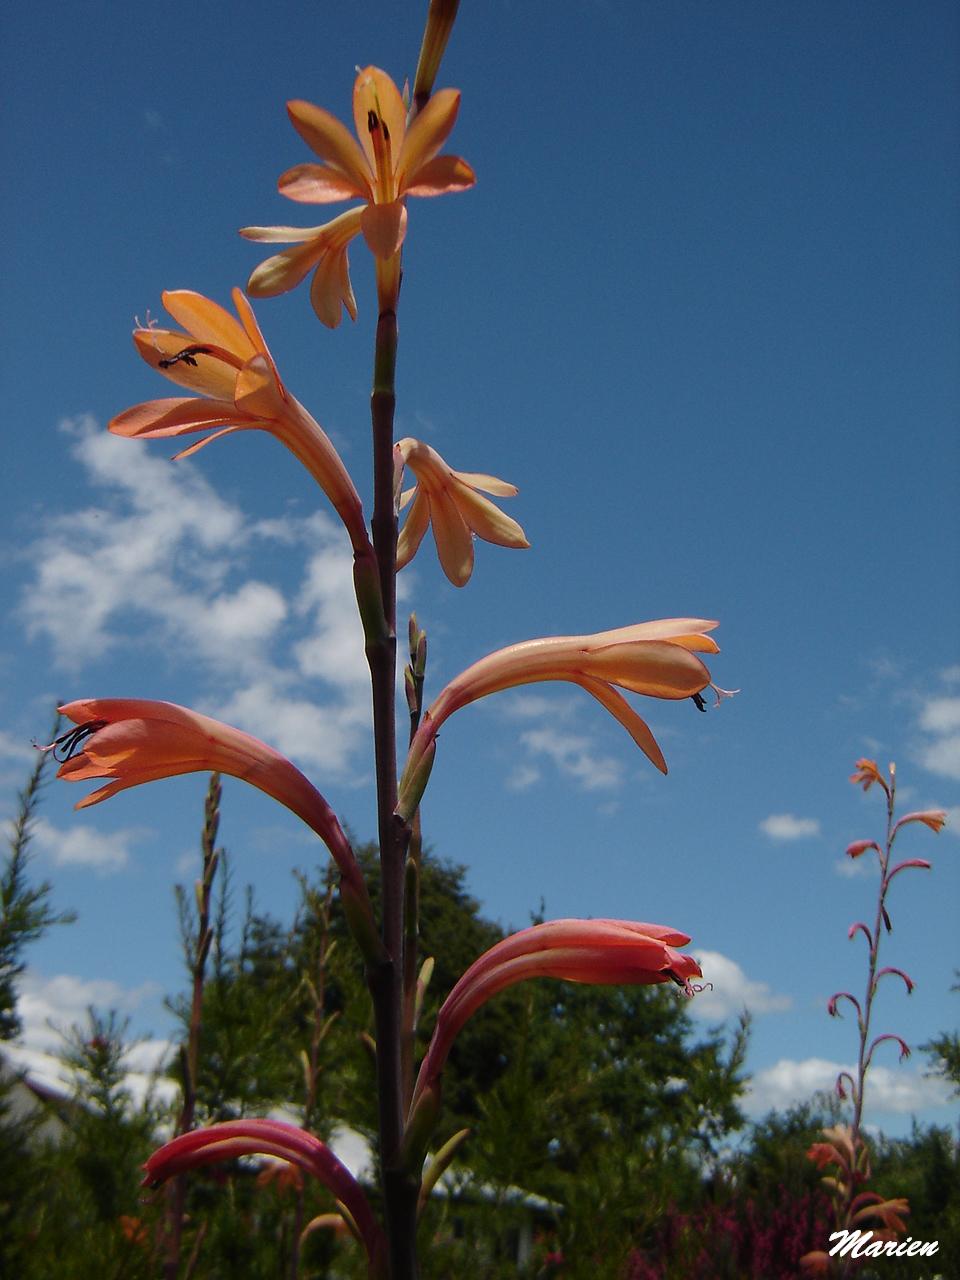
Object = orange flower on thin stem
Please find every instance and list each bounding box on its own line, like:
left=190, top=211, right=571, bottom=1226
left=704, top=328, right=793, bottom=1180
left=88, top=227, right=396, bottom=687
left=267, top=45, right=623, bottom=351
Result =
left=44, top=699, right=370, bottom=911
left=395, top=438, right=529, bottom=586
left=242, top=66, right=475, bottom=325
left=399, top=620, right=728, bottom=811
left=411, top=918, right=701, bottom=1110
left=110, top=290, right=369, bottom=553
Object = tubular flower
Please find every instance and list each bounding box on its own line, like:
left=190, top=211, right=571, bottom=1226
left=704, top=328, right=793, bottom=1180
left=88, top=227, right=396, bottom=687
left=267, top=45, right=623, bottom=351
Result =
left=109, top=290, right=368, bottom=552
left=44, top=700, right=368, bottom=905
left=412, top=919, right=701, bottom=1109
left=400, top=620, right=726, bottom=793
left=395, top=438, right=528, bottom=586
left=144, top=1119, right=385, bottom=1274
left=242, top=65, right=475, bottom=325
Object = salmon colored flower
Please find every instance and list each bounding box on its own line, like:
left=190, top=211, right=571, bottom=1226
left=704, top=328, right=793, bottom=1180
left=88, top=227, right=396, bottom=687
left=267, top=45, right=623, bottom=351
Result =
left=109, top=290, right=368, bottom=553
left=144, top=1119, right=385, bottom=1274
left=400, top=620, right=726, bottom=797
left=395, top=438, right=528, bottom=586
left=44, top=699, right=368, bottom=905
left=242, top=66, right=475, bottom=325
left=412, top=919, right=701, bottom=1108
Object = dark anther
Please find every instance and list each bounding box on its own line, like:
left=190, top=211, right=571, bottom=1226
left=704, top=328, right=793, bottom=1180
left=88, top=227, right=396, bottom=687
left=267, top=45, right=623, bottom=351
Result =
left=48, top=721, right=107, bottom=763
left=691, top=692, right=707, bottom=712
left=367, top=109, right=380, bottom=133
left=158, top=345, right=213, bottom=369
left=882, top=906, right=893, bottom=934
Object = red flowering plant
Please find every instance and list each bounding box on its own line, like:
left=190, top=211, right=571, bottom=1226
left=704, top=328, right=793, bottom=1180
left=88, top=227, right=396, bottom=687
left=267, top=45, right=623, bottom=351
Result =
left=800, top=762, right=945, bottom=1277
left=39, top=4, right=734, bottom=1276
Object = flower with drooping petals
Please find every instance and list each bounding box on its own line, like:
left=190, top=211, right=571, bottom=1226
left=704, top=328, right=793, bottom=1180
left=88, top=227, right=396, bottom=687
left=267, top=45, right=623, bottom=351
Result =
left=400, top=620, right=728, bottom=798
left=242, top=66, right=475, bottom=325
left=395, top=438, right=528, bottom=586
left=44, top=699, right=368, bottom=905
left=144, top=1119, right=385, bottom=1275
left=110, top=290, right=368, bottom=552
left=412, top=919, right=701, bottom=1109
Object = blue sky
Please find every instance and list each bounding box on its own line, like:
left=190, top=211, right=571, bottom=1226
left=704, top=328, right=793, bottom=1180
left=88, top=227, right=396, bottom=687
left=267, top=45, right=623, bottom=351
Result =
left=2, top=1, right=958, bottom=1139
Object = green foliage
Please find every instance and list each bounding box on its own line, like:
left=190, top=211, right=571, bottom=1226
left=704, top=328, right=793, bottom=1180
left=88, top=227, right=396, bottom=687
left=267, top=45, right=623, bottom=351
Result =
left=923, top=971, right=960, bottom=1097
left=0, top=718, right=76, bottom=1041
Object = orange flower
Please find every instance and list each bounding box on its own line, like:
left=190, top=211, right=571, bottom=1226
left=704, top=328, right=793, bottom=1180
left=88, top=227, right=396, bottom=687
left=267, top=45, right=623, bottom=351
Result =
left=242, top=66, right=475, bottom=325
left=45, top=699, right=368, bottom=905
left=412, top=918, right=701, bottom=1107
left=400, top=620, right=726, bottom=800
left=395, top=438, right=528, bottom=586
left=110, top=290, right=368, bottom=552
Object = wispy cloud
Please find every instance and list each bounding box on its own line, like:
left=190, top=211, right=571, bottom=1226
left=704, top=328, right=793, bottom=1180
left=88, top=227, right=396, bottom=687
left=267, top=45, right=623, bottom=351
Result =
left=495, top=690, right=626, bottom=793
left=759, top=813, right=821, bottom=841
left=744, top=1057, right=952, bottom=1118
left=29, top=816, right=149, bottom=874
left=689, top=950, right=792, bottom=1019
left=916, top=692, right=960, bottom=782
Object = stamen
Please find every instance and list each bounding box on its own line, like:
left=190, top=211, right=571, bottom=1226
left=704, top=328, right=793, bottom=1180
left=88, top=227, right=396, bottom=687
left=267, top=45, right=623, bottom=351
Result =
left=710, top=682, right=740, bottom=707
left=158, top=345, right=214, bottom=370
left=691, top=692, right=707, bottom=713
left=364, top=95, right=394, bottom=201
left=40, top=720, right=108, bottom=763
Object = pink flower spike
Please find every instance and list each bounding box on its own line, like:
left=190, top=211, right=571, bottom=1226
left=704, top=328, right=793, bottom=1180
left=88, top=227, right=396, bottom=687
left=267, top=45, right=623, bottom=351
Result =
left=875, top=966, right=915, bottom=995
left=847, top=921, right=873, bottom=947
left=894, top=809, right=947, bottom=835
left=43, top=700, right=369, bottom=906
left=411, top=919, right=700, bottom=1110
left=866, top=1033, right=911, bottom=1064
left=144, top=1119, right=385, bottom=1272
left=846, top=839, right=879, bottom=859
left=886, top=858, right=933, bottom=885
left=827, top=991, right=862, bottom=1019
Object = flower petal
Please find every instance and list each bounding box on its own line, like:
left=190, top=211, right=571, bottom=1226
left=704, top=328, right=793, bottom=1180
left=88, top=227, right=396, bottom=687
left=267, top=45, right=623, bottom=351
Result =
left=584, top=641, right=711, bottom=698
left=361, top=201, right=408, bottom=259
left=247, top=240, right=328, bottom=297
left=428, top=488, right=474, bottom=586
left=402, top=153, right=476, bottom=198
left=571, top=676, right=668, bottom=773
left=161, top=291, right=256, bottom=361
left=451, top=481, right=529, bottom=549
left=132, top=330, right=240, bottom=401
left=353, top=67, right=407, bottom=184
left=309, top=249, right=354, bottom=328
left=240, top=223, right=336, bottom=243
left=397, top=89, right=462, bottom=188
left=236, top=355, right=288, bottom=419
left=278, top=162, right=366, bottom=203
left=286, top=99, right=372, bottom=195
left=110, top=396, right=245, bottom=439
left=397, top=488, right=431, bottom=570
left=450, top=470, right=519, bottom=497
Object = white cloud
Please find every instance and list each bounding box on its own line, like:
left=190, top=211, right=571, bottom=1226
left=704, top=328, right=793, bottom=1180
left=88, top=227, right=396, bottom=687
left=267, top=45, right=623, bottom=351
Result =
left=744, top=1057, right=953, bottom=1119
left=914, top=691, right=960, bottom=782
left=689, top=950, right=792, bottom=1019
left=942, top=805, right=960, bottom=836
left=0, top=730, right=34, bottom=764
left=15, top=971, right=161, bottom=1052
left=519, top=726, right=622, bottom=791
left=29, top=815, right=148, bottom=873
left=759, top=813, right=821, bottom=841
left=505, top=763, right=542, bottom=792
left=20, top=417, right=287, bottom=674
left=919, top=696, right=960, bottom=734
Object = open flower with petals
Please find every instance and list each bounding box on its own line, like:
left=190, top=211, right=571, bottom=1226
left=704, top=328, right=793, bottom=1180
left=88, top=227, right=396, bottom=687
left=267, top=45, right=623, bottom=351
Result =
left=144, top=1119, right=385, bottom=1275
left=395, top=438, right=528, bottom=586
left=400, top=620, right=726, bottom=800
left=44, top=699, right=369, bottom=907
left=109, top=290, right=368, bottom=552
left=242, top=66, right=475, bottom=325
left=412, top=919, right=701, bottom=1109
